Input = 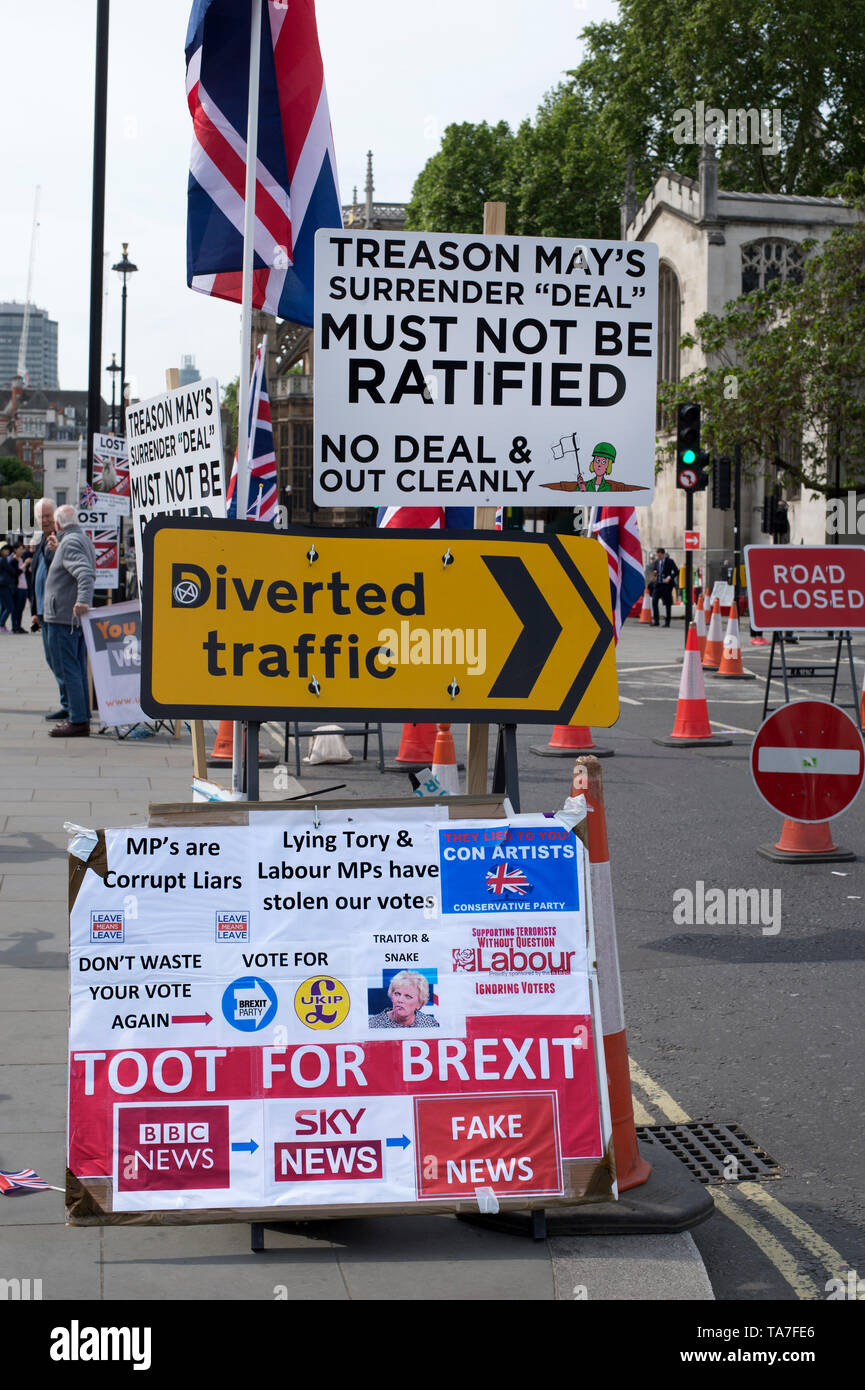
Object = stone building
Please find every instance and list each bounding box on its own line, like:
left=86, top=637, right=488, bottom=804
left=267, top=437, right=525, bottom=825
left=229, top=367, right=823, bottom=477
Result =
left=624, top=149, right=862, bottom=583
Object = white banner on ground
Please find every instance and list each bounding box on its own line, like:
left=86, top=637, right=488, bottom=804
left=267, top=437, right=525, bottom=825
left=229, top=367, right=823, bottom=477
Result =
left=314, top=229, right=658, bottom=508
left=125, top=380, right=226, bottom=584
left=80, top=600, right=145, bottom=726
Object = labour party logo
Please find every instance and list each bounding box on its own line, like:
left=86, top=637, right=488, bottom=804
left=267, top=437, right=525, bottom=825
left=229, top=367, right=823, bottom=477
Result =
left=221, top=976, right=277, bottom=1032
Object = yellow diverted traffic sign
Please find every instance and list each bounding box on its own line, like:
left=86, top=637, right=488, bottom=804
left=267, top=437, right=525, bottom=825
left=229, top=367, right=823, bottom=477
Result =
left=141, top=519, right=618, bottom=726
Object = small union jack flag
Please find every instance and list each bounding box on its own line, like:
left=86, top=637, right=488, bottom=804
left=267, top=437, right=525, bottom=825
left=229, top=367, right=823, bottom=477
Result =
left=80, top=483, right=97, bottom=508
left=485, top=865, right=532, bottom=896
left=226, top=343, right=277, bottom=522
left=0, top=1168, right=49, bottom=1194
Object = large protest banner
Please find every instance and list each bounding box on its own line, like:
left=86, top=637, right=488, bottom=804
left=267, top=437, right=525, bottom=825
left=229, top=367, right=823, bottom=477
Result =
left=313, top=230, right=658, bottom=509
left=81, top=601, right=146, bottom=728
left=125, top=379, right=226, bottom=582
left=67, top=806, right=612, bottom=1221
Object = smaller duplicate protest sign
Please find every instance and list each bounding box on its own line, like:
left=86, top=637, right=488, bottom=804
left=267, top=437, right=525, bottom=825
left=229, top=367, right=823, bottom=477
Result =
left=125, top=379, right=225, bottom=583
left=314, top=229, right=658, bottom=509
left=81, top=601, right=146, bottom=728
left=92, top=433, right=130, bottom=503
left=745, top=545, right=865, bottom=631
left=77, top=499, right=120, bottom=590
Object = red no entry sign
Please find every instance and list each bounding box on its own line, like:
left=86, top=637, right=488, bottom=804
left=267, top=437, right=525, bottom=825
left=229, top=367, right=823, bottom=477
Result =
left=751, top=700, right=865, bottom=822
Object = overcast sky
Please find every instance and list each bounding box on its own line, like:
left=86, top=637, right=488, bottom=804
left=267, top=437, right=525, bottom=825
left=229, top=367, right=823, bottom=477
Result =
left=3, top=0, right=615, bottom=404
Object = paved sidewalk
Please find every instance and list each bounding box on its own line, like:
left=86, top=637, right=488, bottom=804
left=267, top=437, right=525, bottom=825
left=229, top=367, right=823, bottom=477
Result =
left=0, top=630, right=714, bottom=1301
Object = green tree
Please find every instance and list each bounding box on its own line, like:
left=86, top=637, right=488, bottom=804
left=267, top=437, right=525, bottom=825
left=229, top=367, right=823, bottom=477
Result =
left=405, top=122, right=515, bottom=233
left=0, top=457, right=36, bottom=487
left=221, top=378, right=239, bottom=435
left=658, top=192, right=865, bottom=492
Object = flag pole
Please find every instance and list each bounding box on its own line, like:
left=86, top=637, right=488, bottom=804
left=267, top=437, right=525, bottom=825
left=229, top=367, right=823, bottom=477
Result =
left=232, top=0, right=263, bottom=797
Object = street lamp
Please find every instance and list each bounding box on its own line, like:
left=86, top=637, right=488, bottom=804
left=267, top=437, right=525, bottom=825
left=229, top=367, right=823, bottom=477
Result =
left=105, top=352, right=121, bottom=433
left=111, top=243, right=138, bottom=434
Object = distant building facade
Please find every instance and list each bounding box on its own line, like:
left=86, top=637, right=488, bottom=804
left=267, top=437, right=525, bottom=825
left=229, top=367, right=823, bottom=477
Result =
left=0, top=382, right=107, bottom=498
left=624, top=150, right=862, bottom=582
left=178, top=355, right=201, bottom=387
left=0, top=302, right=59, bottom=390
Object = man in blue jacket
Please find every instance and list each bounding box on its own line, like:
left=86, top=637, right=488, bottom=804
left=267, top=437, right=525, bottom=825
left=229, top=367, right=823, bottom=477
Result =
left=43, top=505, right=97, bottom=737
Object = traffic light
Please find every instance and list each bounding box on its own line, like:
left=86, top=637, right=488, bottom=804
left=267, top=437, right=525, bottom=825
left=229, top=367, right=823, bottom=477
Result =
left=676, top=403, right=709, bottom=491
left=761, top=493, right=776, bottom=534
left=712, top=456, right=732, bottom=510
left=762, top=492, right=790, bottom=540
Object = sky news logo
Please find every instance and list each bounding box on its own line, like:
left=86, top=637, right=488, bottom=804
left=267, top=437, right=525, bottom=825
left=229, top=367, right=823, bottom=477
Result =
left=90, top=910, right=124, bottom=944
left=215, top=909, right=250, bottom=943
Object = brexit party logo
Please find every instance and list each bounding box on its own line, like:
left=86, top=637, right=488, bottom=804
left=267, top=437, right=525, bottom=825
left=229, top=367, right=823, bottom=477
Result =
left=221, top=976, right=277, bottom=1031
left=90, top=910, right=124, bottom=944
left=294, top=976, right=351, bottom=1030
left=438, top=825, right=580, bottom=914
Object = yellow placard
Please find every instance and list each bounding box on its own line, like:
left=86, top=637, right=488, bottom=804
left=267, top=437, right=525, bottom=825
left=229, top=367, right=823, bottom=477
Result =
left=141, top=520, right=618, bottom=726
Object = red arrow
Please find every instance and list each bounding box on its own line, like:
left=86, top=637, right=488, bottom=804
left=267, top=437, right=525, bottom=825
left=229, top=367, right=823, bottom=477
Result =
left=171, top=1013, right=212, bottom=1025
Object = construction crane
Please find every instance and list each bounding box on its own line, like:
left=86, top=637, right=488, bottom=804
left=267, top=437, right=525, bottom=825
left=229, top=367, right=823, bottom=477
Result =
left=16, top=186, right=41, bottom=384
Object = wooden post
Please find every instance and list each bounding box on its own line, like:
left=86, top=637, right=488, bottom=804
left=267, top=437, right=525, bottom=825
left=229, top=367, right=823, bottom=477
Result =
left=465, top=202, right=507, bottom=795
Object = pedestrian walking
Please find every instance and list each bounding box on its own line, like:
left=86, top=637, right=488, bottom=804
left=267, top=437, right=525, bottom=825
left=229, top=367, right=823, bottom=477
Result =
left=42, top=503, right=96, bottom=737
left=0, top=544, right=13, bottom=632
left=7, top=542, right=30, bottom=633
left=651, top=547, right=679, bottom=627
left=31, top=498, right=69, bottom=719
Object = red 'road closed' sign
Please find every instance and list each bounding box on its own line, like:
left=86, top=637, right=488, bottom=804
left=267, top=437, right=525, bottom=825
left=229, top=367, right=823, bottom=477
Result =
left=745, top=545, right=865, bottom=630
left=751, top=700, right=865, bottom=822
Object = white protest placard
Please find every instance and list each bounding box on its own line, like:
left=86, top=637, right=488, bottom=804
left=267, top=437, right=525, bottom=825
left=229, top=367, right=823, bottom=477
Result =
left=125, top=379, right=226, bottom=582
left=92, top=433, right=131, bottom=504
left=77, top=500, right=120, bottom=590
left=711, top=580, right=735, bottom=608
left=81, top=601, right=146, bottom=727
left=67, top=808, right=612, bottom=1218
left=314, top=229, right=658, bottom=508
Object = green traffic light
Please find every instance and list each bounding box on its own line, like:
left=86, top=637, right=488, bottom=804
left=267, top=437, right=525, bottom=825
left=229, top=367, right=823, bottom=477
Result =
left=682, top=449, right=697, bottom=464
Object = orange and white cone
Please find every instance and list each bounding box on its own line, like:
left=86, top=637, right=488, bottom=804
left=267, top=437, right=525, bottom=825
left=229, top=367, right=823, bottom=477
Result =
left=695, top=594, right=707, bottom=659
left=757, top=817, right=855, bottom=864
left=572, top=755, right=650, bottom=1191
left=701, top=598, right=723, bottom=669
left=531, top=725, right=613, bottom=758
left=654, top=622, right=732, bottom=746
left=714, top=603, right=756, bottom=680
left=207, top=720, right=234, bottom=766
left=431, top=723, right=460, bottom=794
left=393, top=723, right=438, bottom=768
left=639, top=588, right=653, bottom=623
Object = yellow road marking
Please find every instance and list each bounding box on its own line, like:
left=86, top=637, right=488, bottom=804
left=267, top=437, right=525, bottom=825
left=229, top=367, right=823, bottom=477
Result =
left=628, top=1054, right=851, bottom=1297
left=631, top=1096, right=654, bottom=1126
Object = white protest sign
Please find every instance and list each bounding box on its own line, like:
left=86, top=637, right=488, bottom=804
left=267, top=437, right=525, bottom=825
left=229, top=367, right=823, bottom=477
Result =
left=77, top=500, right=120, bottom=589
left=81, top=601, right=146, bottom=727
left=711, top=581, right=735, bottom=608
left=68, top=809, right=611, bottom=1217
left=92, top=433, right=131, bottom=503
left=125, top=379, right=226, bottom=583
left=314, top=229, right=658, bottom=508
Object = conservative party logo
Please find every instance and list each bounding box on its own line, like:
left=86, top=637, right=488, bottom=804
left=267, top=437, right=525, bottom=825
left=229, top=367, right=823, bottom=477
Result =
left=90, top=910, right=124, bottom=944
left=221, top=976, right=277, bottom=1031
left=294, top=976, right=350, bottom=1030
left=438, top=825, right=580, bottom=915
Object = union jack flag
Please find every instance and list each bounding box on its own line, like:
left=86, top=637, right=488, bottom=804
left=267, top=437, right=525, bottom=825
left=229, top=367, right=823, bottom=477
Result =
left=377, top=508, right=475, bottom=530
left=0, top=1168, right=49, bottom=1194
left=185, top=0, right=341, bottom=327
left=80, top=483, right=97, bottom=509
left=227, top=344, right=278, bottom=522
left=590, top=505, right=644, bottom=643
left=485, top=865, right=532, bottom=896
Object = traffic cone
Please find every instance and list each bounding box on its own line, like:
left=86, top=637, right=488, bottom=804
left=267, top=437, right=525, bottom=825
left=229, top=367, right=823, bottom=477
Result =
left=757, top=818, right=855, bottom=864
left=714, top=603, right=756, bottom=680
left=639, top=588, right=653, bottom=623
left=207, top=720, right=234, bottom=766
left=654, top=622, right=733, bottom=747
left=572, top=755, right=650, bottom=1191
left=431, top=723, right=459, bottom=794
left=531, top=725, right=613, bottom=758
left=393, top=723, right=437, bottom=768
left=695, top=595, right=707, bottom=659
left=701, top=598, right=723, bottom=669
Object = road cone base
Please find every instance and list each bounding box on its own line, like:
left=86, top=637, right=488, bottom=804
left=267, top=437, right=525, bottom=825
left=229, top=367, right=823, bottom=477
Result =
left=454, top=1139, right=713, bottom=1237
left=530, top=743, right=614, bottom=758
left=207, top=753, right=279, bottom=768
left=713, top=670, right=757, bottom=680
left=653, top=733, right=733, bottom=747
left=757, top=842, right=855, bottom=863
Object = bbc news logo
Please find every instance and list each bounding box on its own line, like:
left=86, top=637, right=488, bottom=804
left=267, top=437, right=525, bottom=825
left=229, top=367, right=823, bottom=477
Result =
left=117, top=1105, right=230, bottom=1192
left=90, top=910, right=124, bottom=944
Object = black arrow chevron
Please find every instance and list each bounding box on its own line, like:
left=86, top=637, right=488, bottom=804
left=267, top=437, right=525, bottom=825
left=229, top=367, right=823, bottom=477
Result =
left=482, top=554, right=563, bottom=699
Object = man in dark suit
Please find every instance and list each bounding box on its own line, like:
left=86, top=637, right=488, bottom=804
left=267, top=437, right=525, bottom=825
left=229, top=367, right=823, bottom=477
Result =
left=652, top=547, right=678, bottom=627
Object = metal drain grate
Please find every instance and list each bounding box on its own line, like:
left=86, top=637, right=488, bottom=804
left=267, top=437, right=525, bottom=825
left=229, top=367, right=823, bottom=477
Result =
left=636, top=1121, right=780, bottom=1185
